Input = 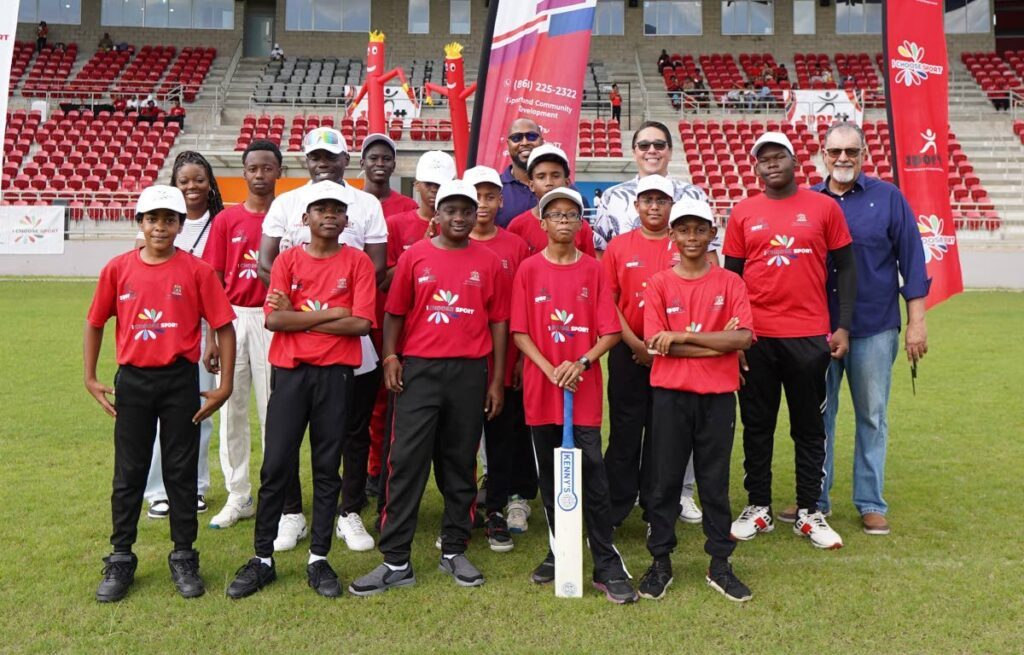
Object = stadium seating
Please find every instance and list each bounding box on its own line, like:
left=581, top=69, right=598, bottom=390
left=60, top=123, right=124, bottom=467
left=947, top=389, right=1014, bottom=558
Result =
left=254, top=57, right=363, bottom=104
left=112, top=45, right=175, bottom=98
left=158, top=47, right=217, bottom=102
left=698, top=53, right=744, bottom=102
left=577, top=119, right=623, bottom=158
left=21, top=43, right=78, bottom=98
left=65, top=48, right=132, bottom=98
left=961, top=51, right=1023, bottom=108
left=9, top=42, right=36, bottom=89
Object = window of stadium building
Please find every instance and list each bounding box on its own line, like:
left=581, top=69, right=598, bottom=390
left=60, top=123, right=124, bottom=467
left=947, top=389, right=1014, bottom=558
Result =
left=101, top=0, right=232, bottom=29
left=793, top=0, right=815, bottom=34
left=450, top=0, right=471, bottom=34
left=835, top=0, right=881, bottom=34
left=722, top=0, right=773, bottom=35
left=408, top=0, right=429, bottom=34
left=285, top=0, right=371, bottom=32
left=644, top=0, right=703, bottom=36
left=18, top=0, right=82, bottom=25
left=944, top=0, right=990, bottom=34
left=593, top=0, right=625, bottom=36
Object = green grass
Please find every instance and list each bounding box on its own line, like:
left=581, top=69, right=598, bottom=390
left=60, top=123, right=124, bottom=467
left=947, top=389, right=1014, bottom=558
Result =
left=0, top=281, right=1021, bottom=654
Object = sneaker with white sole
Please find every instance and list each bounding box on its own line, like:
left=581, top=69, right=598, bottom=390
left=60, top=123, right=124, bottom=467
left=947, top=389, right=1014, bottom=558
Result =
left=273, top=513, right=308, bottom=552
left=794, top=509, right=843, bottom=549
left=505, top=496, right=530, bottom=533
left=730, top=505, right=774, bottom=541
left=209, top=497, right=256, bottom=529
left=679, top=495, right=703, bottom=524
left=336, top=512, right=375, bottom=551
left=348, top=563, right=416, bottom=597
left=196, top=495, right=208, bottom=513
left=147, top=499, right=169, bottom=519
left=439, top=554, right=485, bottom=587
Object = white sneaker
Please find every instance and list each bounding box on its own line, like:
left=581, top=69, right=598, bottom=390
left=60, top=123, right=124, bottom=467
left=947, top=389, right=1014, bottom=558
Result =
left=336, top=512, right=375, bottom=551
left=209, top=496, right=255, bottom=529
left=505, top=496, right=531, bottom=534
left=679, top=495, right=703, bottom=524
left=794, top=509, right=844, bottom=550
left=147, top=499, right=169, bottom=519
left=730, top=505, right=774, bottom=541
left=435, top=534, right=443, bottom=550
left=273, top=513, right=308, bottom=551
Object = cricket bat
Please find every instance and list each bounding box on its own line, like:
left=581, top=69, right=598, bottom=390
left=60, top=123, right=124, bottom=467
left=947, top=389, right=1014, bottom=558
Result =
left=554, top=388, right=583, bottom=598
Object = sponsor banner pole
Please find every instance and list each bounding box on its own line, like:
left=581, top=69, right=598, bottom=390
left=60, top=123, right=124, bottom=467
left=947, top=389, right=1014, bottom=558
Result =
left=0, top=6, right=22, bottom=206
left=473, top=1, right=597, bottom=173
left=467, top=0, right=501, bottom=169
left=883, top=0, right=963, bottom=308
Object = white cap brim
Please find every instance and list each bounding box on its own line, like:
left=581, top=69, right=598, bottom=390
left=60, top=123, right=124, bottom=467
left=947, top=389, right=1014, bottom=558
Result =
left=537, top=188, right=584, bottom=216
left=361, top=133, right=396, bottom=155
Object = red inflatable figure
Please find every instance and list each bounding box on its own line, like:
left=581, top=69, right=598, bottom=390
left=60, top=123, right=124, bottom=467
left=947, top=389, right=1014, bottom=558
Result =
left=424, top=42, right=476, bottom=175
left=347, top=30, right=419, bottom=135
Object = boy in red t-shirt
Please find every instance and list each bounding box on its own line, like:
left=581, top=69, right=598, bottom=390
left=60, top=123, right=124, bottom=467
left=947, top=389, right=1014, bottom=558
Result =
left=506, top=144, right=596, bottom=257
left=384, top=150, right=457, bottom=270
left=639, top=197, right=755, bottom=603
left=226, top=181, right=376, bottom=599
left=350, top=180, right=509, bottom=596
left=85, top=185, right=237, bottom=602
left=464, top=165, right=535, bottom=551
left=202, top=140, right=281, bottom=529
left=510, top=188, right=637, bottom=604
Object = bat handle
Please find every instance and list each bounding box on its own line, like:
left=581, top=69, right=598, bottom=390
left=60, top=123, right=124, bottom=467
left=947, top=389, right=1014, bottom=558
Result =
left=561, top=388, right=574, bottom=449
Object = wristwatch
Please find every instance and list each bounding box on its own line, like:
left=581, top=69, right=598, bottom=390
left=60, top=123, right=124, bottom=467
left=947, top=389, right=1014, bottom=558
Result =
left=577, top=355, right=591, bottom=371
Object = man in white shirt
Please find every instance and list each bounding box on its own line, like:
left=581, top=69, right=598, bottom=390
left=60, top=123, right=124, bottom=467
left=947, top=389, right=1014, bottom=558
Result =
left=258, top=127, right=387, bottom=553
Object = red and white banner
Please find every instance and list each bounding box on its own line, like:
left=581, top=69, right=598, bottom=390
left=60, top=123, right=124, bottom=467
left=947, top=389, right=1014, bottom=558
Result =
left=884, top=1, right=963, bottom=308
left=0, top=5, right=20, bottom=189
left=474, top=1, right=596, bottom=172
left=784, top=89, right=863, bottom=128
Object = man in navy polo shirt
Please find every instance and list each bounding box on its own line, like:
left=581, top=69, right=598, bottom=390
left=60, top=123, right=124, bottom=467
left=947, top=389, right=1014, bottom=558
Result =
left=778, top=122, right=930, bottom=536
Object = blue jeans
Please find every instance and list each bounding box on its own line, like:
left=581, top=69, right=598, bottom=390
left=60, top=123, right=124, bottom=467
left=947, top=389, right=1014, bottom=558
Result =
left=820, top=328, right=899, bottom=516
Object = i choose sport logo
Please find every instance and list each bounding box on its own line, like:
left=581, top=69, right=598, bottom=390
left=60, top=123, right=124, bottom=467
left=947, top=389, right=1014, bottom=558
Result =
left=764, top=234, right=812, bottom=267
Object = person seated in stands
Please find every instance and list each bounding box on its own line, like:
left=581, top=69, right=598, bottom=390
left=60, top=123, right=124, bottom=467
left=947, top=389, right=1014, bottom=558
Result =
left=757, top=84, right=774, bottom=110
left=691, top=77, right=709, bottom=102
left=270, top=43, right=285, bottom=62
left=742, top=83, right=757, bottom=111
left=809, top=65, right=824, bottom=86
left=138, top=98, right=160, bottom=124
left=113, top=95, right=127, bottom=113
left=991, top=81, right=1010, bottom=111
left=681, top=78, right=698, bottom=112
left=821, top=69, right=834, bottom=85
left=126, top=96, right=140, bottom=113
left=840, top=74, right=856, bottom=90
left=168, top=98, right=186, bottom=128
left=54, top=42, right=67, bottom=52
left=775, top=63, right=789, bottom=81
left=36, top=21, right=47, bottom=52
left=762, top=69, right=775, bottom=84
left=657, top=50, right=671, bottom=74
left=667, top=76, right=682, bottom=110
left=99, top=33, right=114, bottom=52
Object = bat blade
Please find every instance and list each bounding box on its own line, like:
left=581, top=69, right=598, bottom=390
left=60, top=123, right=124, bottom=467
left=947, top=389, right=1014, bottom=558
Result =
left=554, top=389, right=583, bottom=598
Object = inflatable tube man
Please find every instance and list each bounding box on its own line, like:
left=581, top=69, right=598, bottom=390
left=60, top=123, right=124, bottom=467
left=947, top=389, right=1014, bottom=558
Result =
left=347, top=30, right=419, bottom=134
left=424, top=42, right=476, bottom=175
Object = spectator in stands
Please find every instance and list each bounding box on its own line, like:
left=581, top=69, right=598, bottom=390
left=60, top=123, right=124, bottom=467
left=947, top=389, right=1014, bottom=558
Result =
left=667, top=76, right=682, bottom=110
left=609, top=83, right=622, bottom=124
left=743, top=83, right=758, bottom=111
left=691, top=77, right=709, bottom=103
left=775, top=63, right=789, bottom=81
left=36, top=21, right=48, bottom=51
left=126, top=96, right=140, bottom=113
left=810, top=65, right=825, bottom=86
left=167, top=98, right=186, bottom=129
left=657, top=50, right=671, bottom=74
left=991, top=80, right=1010, bottom=111
left=840, top=74, right=856, bottom=90
left=757, top=84, right=774, bottom=110
left=822, top=69, right=834, bottom=85
left=681, top=78, right=698, bottom=112
left=270, top=43, right=285, bottom=62
left=113, top=96, right=127, bottom=113
left=98, top=33, right=114, bottom=52
left=138, top=98, right=160, bottom=125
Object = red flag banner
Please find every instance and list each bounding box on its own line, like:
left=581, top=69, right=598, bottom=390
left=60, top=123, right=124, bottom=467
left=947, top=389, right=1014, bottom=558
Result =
left=884, top=0, right=963, bottom=308
left=474, top=1, right=596, bottom=172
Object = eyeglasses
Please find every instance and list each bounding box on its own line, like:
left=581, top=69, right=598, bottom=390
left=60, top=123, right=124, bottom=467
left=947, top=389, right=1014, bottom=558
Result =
left=639, top=197, right=672, bottom=207
left=635, top=140, right=669, bottom=152
left=507, top=132, right=541, bottom=144
left=825, top=147, right=863, bottom=159
left=542, top=211, right=582, bottom=224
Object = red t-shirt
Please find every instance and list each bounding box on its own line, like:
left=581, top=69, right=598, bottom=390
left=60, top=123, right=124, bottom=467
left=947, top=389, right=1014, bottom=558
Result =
left=265, top=245, right=377, bottom=369
left=380, top=191, right=418, bottom=218
left=386, top=208, right=432, bottom=268
left=601, top=229, right=680, bottom=337
left=644, top=266, right=755, bottom=394
left=722, top=189, right=852, bottom=338
left=474, top=228, right=530, bottom=387
left=386, top=239, right=510, bottom=360
left=87, top=249, right=235, bottom=368
left=510, top=254, right=620, bottom=427
left=506, top=208, right=597, bottom=258
left=202, top=203, right=268, bottom=307
left=170, top=106, right=186, bottom=117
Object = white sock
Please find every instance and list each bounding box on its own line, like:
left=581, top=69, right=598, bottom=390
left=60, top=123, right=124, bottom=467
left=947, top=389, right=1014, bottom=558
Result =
left=308, top=553, right=327, bottom=564
left=384, top=561, right=408, bottom=571
left=258, top=556, right=272, bottom=567
left=442, top=553, right=458, bottom=560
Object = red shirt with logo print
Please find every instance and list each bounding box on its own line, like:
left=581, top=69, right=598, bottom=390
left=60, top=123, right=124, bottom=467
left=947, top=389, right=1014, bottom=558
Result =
left=506, top=208, right=597, bottom=258
left=380, top=191, right=419, bottom=218
left=601, top=229, right=679, bottom=337
left=722, top=189, right=852, bottom=338
left=385, top=239, right=510, bottom=360
left=474, top=228, right=530, bottom=388
left=510, top=254, right=620, bottom=428
left=644, top=266, right=755, bottom=394
left=202, top=204, right=268, bottom=307
left=265, top=245, right=377, bottom=368
left=87, top=249, right=235, bottom=367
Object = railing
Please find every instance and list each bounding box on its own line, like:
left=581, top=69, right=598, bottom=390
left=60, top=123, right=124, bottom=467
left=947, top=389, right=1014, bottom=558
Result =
left=647, top=87, right=879, bottom=117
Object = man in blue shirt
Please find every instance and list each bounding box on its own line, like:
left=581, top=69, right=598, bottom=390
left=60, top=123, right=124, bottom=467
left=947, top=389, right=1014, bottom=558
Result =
left=778, top=122, right=930, bottom=536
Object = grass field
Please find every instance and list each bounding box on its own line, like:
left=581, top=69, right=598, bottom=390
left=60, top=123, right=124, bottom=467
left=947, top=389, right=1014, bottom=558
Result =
left=0, top=280, right=1021, bottom=654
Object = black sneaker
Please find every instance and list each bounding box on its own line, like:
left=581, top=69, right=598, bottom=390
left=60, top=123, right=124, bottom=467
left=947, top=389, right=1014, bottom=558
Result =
left=530, top=552, right=555, bottom=584
left=638, top=557, right=673, bottom=600
left=147, top=499, right=169, bottom=519
left=484, top=512, right=514, bottom=553
left=307, top=559, right=343, bottom=598
left=196, top=495, right=208, bottom=513
left=168, top=549, right=205, bottom=598
left=226, top=557, right=276, bottom=599
left=706, top=559, right=752, bottom=602
left=593, top=577, right=638, bottom=604
left=348, top=563, right=416, bottom=597
left=96, top=552, right=137, bottom=603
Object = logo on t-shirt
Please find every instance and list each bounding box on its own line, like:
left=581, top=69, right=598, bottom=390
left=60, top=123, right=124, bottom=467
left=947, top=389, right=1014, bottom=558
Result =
left=466, top=270, right=482, bottom=287
left=765, top=234, right=812, bottom=266
left=170, top=284, right=183, bottom=297
left=750, top=221, right=768, bottom=232
left=686, top=321, right=702, bottom=333
left=534, top=286, right=552, bottom=303
left=625, top=256, right=644, bottom=269
left=239, top=250, right=259, bottom=279
left=666, top=297, right=683, bottom=315
left=714, top=294, right=725, bottom=307
left=118, top=283, right=137, bottom=303
left=301, top=299, right=329, bottom=311
left=231, top=229, right=246, bottom=244
left=795, top=213, right=808, bottom=223
left=290, top=276, right=303, bottom=292
left=417, top=266, right=436, bottom=285
left=548, top=308, right=590, bottom=343
left=132, top=308, right=178, bottom=341
left=577, top=286, right=590, bottom=302
left=427, top=289, right=471, bottom=324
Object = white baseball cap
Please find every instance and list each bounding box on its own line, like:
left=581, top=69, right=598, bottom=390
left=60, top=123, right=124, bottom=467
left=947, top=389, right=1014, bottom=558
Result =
left=537, top=187, right=584, bottom=217
left=416, top=150, right=457, bottom=185
left=361, top=132, right=396, bottom=156
left=463, top=165, right=503, bottom=189
left=669, top=197, right=715, bottom=226
left=303, top=180, right=354, bottom=210
left=751, top=131, right=795, bottom=158
left=303, top=127, right=348, bottom=155
left=136, top=184, right=186, bottom=216
left=636, top=174, right=674, bottom=199
left=434, top=179, right=479, bottom=210
left=527, top=143, right=570, bottom=175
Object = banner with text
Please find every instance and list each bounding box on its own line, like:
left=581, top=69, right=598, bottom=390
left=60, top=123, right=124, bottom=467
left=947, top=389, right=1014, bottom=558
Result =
left=0, top=206, right=66, bottom=254
left=475, top=1, right=596, bottom=172
left=784, top=89, right=864, bottom=128
left=0, top=7, right=20, bottom=184
left=884, top=1, right=963, bottom=308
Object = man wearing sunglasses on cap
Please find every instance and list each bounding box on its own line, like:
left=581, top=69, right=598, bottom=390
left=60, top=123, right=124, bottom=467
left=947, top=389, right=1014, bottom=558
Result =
left=495, top=118, right=589, bottom=228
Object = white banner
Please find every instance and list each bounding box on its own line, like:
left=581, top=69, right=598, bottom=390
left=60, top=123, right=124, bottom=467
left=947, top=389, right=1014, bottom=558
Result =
left=0, top=206, right=66, bottom=254
left=784, top=89, right=864, bottom=128
left=0, top=6, right=20, bottom=181
left=353, top=85, right=421, bottom=121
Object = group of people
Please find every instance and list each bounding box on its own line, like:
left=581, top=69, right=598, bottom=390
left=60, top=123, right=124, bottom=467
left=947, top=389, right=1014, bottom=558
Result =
left=84, top=115, right=930, bottom=607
